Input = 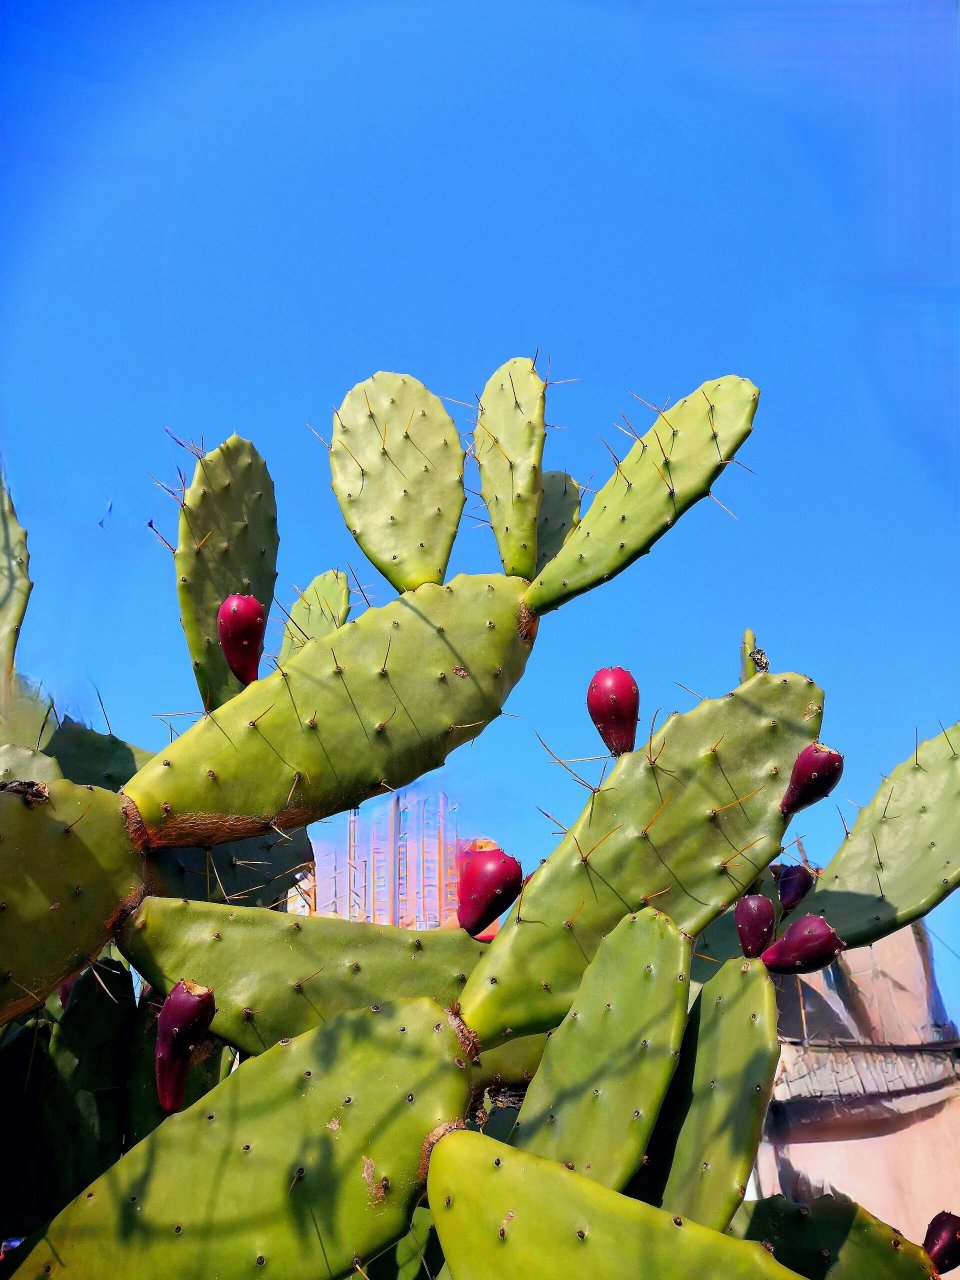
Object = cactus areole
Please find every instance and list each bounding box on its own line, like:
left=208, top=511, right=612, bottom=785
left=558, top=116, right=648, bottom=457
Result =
left=216, top=594, right=266, bottom=686
left=457, top=846, right=523, bottom=937
left=734, top=895, right=776, bottom=958
left=779, top=741, right=844, bottom=817
left=923, top=1211, right=960, bottom=1273
left=155, top=979, right=216, bottom=1112
left=586, top=666, right=639, bottom=756
left=761, top=914, right=845, bottom=975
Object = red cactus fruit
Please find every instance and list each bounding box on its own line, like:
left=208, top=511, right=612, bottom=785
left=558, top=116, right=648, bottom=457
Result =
left=923, top=1211, right=960, bottom=1273
left=155, top=979, right=216, bottom=1113
left=734, top=895, right=776, bottom=958
left=761, top=914, right=844, bottom=975
left=586, top=667, right=639, bottom=757
left=776, top=864, right=816, bottom=912
left=457, top=845, right=523, bottom=938
left=57, top=969, right=83, bottom=1009
left=216, top=594, right=266, bottom=686
left=779, top=742, right=844, bottom=817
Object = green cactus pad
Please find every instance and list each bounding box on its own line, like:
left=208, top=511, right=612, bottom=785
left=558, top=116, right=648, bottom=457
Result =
left=368, top=1206, right=443, bottom=1280
left=728, top=1195, right=937, bottom=1278
left=0, top=743, right=64, bottom=784
left=471, top=1032, right=547, bottom=1092
left=0, top=478, right=31, bottom=677
left=0, top=778, right=143, bottom=1025
left=630, top=957, right=779, bottom=1232
left=0, top=958, right=135, bottom=1241
left=122, top=574, right=536, bottom=850
left=809, top=722, right=960, bottom=948
left=428, top=1130, right=800, bottom=1280
left=512, top=910, right=690, bottom=1187
left=146, top=825, right=312, bottom=910
left=175, top=434, right=279, bottom=710
left=474, top=357, right=546, bottom=579
left=535, top=470, right=581, bottom=575
left=459, top=670, right=823, bottom=1046
left=118, top=895, right=489, bottom=1054
left=20, top=998, right=473, bottom=1280
left=277, top=570, right=350, bottom=665
left=43, top=716, right=153, bottom=790
left=524, top=375, right=758, bottom=614
left=331, top=372, right=465, bottom=591
left=740, top=627, right=766, bottom=683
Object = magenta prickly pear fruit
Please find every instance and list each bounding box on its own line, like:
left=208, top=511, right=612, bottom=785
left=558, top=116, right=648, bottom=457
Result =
left=586, top=667, right=639, bottom=756
left=923, top=1211, right=960, bottom=1273
left=57, top=969, right=82, bottom=1008
left=734, top=895, right=776, bottom=958
left=457, top=845, right=523, bottom=937
left=761, top=914, right=845, bottom=975
left=216, top=594, right=266, bottom=686
left=779, top=741, right=844, bottom=817
left=155, top=979, right=216, bottom=1113
left=776, top=864, right=816, bottom=912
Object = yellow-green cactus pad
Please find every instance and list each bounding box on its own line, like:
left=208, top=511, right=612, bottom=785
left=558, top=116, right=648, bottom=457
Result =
left=535, top=470, right=581, bottom=576
left=122, top=574, right=536, bottom=850
left=525, top=376, right=758, bottom=614
left=459, top=670, right=823, bottom=1046
left=428, top=1130, right=800, bottom=1280
left=0, top=477, right=31, bottom=677
left=331, top=372, right=465, bottom=591
left=475, top=357, right=546, bottom=579
left=277, top=569, right=350, bottom=664
left=175, top=434, right=279, bottom=710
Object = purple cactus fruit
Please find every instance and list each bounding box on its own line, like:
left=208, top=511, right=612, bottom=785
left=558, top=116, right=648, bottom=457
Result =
left=155, top=979, right=216, bottom=1113
left=777, top=864, right=816, bottom=912
left=779, top=742, right=844, bottom=817
left=586, top=667, right=639, bottom=757
left=761, top=914, right=845, bottom=975
left=216, top=594, right=266, bottom=686
left=923, top=1211, right=960, bottom=1273
left=735, top=895, right=776, bottom=958
left=457, top=845, right=523, bottom=937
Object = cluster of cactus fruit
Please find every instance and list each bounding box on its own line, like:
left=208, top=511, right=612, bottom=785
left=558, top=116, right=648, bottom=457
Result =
left=0, top=358, right=958, bottom=1278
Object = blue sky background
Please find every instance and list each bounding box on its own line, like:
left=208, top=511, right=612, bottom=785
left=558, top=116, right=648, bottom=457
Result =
left=1, top=3, right=957, bottom=1003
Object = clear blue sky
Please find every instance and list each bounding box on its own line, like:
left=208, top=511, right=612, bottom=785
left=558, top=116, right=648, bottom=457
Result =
left=1, top=2, right=957, bottom=1003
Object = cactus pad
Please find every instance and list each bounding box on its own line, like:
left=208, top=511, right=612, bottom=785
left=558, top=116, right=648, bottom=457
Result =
left=122, top=574, right=536, bottom=850
left=524, top=376, right=758, bottom=614
left=809, top=722, right=960, bottom=948
left=459, top=670, right=823, bottom=1045
left=512, top=910, right=690, bottom=1187
left=277, top=570, right=350, bottom=664
left=0, top=479, right=31, bottom=677
left=428, top=1130, right=800, bottom=1279
left=631, top=957, right=779, bottom=1232
left=0, top=778, right=143, bottom=1025
left=119, top=895, right=487, bottom=1054
left=331, top=372, right=465, bottom=591
left=729, top=1195, right=938, bottom=1278
left=535, top=470, right=581, bottom=575
left=474, top=357, right=546, bottom=579
left=146, top=824, right=312, bottom=909
left=20, top=998, right=473, bottom=1279
left=175, top=435, right=279, bottom=710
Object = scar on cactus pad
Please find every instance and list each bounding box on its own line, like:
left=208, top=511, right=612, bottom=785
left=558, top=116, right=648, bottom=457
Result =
left=216, top=594, right=266, bottom=686
left=155, top=979, right=216, bottom=1112
left=457, top=844, right=523, bottom=937
left=780, top=741, right=844, bottom=816
left=586, top=666, right=639, bottom=756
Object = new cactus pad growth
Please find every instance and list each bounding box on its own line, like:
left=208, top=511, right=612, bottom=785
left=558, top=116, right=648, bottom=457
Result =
left=586, top=666, right=639, bottom=756
left=735, top=895, right=776, bottom=958
left=780, top=741, right=844, bottom=816
left=216, top=594, right=266, bottom=686
left=924, top=1211, right=960, bottom=1273
left=155, top=979, right=217, bottom=1112
left=760, top=914, right=845, bottom=974
left=776, top=863, right=816, bottom=911
left=457, top=845, right=523, bottom=936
